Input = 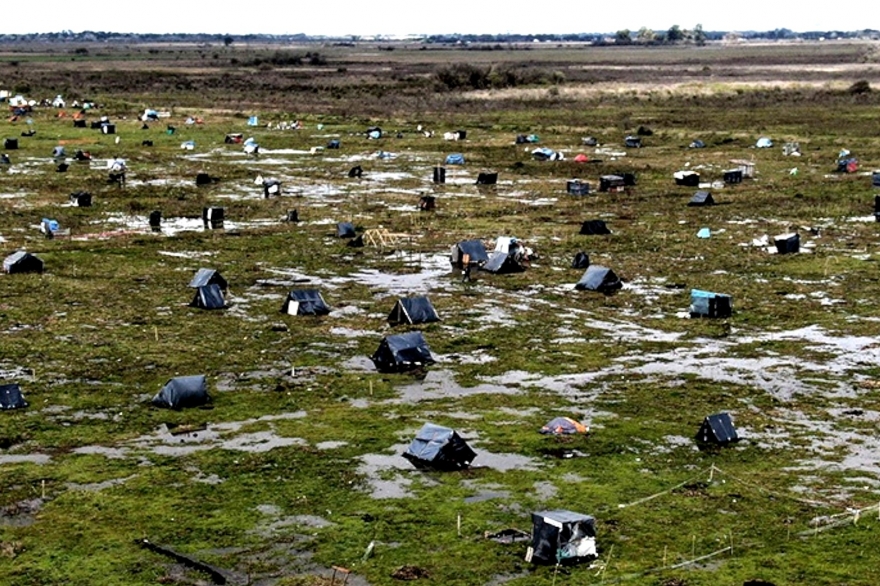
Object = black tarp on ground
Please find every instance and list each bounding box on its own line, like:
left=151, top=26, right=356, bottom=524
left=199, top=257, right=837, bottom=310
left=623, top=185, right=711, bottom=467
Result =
left=388, top=296, right=440, bottom=325
left=371, top=331, right=435, bottom=373
left=775, top=233, right=800, bottom=254
left=624, top=136, right=642, bottom=148
left=571, top=252, right=590, bottom=269
left=690, top=289, right=732, bottom=318
left=529, top=510, right=597, bottom=565
left=575, top=266, right=622, bottom=293
left=450, top=240, right=489, bottom=268
left=873, top=170, right=880, bottom=187
left=3, top=251, right=43, bottom=274
left=190, top=284, right=226, bottom=310
left=402, top=423, right=476, bottom=471
left=281, top=289, right=330, bottom=316
left=476, top=172, right=498, bottom=185
left=151, top=375, right=210, bottom=409
left=481, top=251, right=525, bottom=274
left=0, top=383, right=28, bottom=410
left=696, top=412, right=739, bottom=445
left=202, top=207, right=224, bottom=229
left=262, top=179, right=281, bottom=197
left=69, top=191, right=91, bottom=207
left=579, top=220, right=610, bottom=235
left=688, top=191, right=715, bottom=206
left=188, top=269, right=228, bottom=291
left=336, top=222, right=356, bottom=238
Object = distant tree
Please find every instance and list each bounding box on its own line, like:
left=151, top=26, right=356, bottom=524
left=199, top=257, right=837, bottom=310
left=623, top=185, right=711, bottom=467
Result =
left=223, top=35, right=234, bottom=47
left=636, top=27, right=656, bottom=44
left=692, top=24, right=706, bottom=46
left=615, top=29, right=632, bottom=45
left=667, top=24, right=684, bottom=43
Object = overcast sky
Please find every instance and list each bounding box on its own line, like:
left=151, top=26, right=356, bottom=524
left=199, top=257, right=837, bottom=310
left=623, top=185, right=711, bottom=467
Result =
left=0, top=1, right=876, bottom=36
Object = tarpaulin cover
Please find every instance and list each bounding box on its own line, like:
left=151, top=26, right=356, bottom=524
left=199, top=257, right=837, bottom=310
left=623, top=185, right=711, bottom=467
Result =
left=151, top=374, right=210, bottom=409
left=402, top=422, right=476, bottom=471
left=190, top=284, right=225, bottom=309
left=282, top=289, right=330, bottom=316
left=696, top=412, right=739, bottom=444
left=575, top=265, right=622, bottom=293
left=3, top=251, right=43, bottom=274
left=445, top=153, right=465, bottom=165
left=450, top=240, right=489, bottom=267
left=0, top=383, right=28, bottom=410
left=371, top=331, right=435, bottom=373
left=387, top=296, right=440, bottom=325
left=690, top=289, right=732, bottom=318
left=188, top=269, right=227, bottom=291
left=540, top=417, right=588, bottom=435
left=529, top=510, right=597, bottom=565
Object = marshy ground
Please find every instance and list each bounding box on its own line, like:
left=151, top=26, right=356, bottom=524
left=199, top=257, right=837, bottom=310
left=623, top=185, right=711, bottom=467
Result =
left=1, top=39, right=880, bottom=586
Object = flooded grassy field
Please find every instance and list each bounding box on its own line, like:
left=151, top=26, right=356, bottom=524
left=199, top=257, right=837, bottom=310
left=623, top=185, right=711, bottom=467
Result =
left=1, top=40, right=880, bottom=586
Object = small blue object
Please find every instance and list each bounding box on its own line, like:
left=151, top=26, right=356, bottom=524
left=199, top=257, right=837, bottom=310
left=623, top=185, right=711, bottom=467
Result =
left=42, top=218, right=59, bottom=232
left=697, top=228, right=711, bottom=239
left=247, top=116, right=259, bottom=126
left=445, top=153, right=465, bottom=165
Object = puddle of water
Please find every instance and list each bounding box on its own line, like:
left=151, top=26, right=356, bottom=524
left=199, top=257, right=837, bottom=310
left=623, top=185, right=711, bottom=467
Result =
left=0, top=498, right=44, bottom=527
left=533, top=480, right=557, bottom=501
left=0, top=453, right=51, bottom=465
left=316, top=440, right=348, bottom=450
left=66, top=475, right=137, bottom=492
left=343, top=253, right=452, bottom=296
left=72, top=445, right=129, bottom=459
left=392, top=370, right=519, bottom=404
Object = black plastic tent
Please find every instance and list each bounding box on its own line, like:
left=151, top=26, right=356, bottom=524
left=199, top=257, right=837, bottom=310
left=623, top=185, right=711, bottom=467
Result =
left=450, top=240, right=489, bottom=268
left=281, top=289, right=330, bottom=316
left=599, top=175, right=625, bottom=192
left=696, top=413, right=739, bottom=445
left=575, top=266, right=622, bottom=293
left=0, top=383, right=28, bottom=410
left=371, top=331, right=435, bottom=373
left=528, top=510, right=597, bottom=565
left=481, top=251, right=525, bottom=274
left=388, top=296, right=440, bottom=325
left=579, top=220, right=610, bottom=236
left=674, top=170, right=700, bottom=186
left=191, top=284, right=226, bottom=310
left=774, top=233, right=799, bottom=254
left=688, top=191, right=715, bottom=206
left=571, top=252, right=590, bottom=269
left=566, top=179, right=590, bottom=195
left=151, top=375, right=210, bottom=409
left=3, top=251, right=43, bottom=274
left=188, top=268, right=228, bottom=291
left=402, top=423, right=476, bottom=471
left=690, top=289, right=732, bottom=318
left=336, top=222, right=356, bottom=238
left=476, top=172, right=498, bottom=185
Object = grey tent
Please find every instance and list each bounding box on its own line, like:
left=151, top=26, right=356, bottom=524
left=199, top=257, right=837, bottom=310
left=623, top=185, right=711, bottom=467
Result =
left=624, top=136, right=642, bottom=148
left=481, top=251, right=525, bottom=274
left=450, top=240, right=489, bottom=268
left=0, top=383, right=28, bottom=410
left=575, top=265, right=622, bottom=293
left=281, top=289, right=330, bottom=316
left=3, top=251, right=43, bottom=274
left=188, top=268, right=227, bottom=292
left=696, top=413, right=739, bottom=445
left=191, top=284, right=226, bottom=310
left=151, top=375, right=210, bottom=409
left=579, top=220, right=610, bottom=235
left=388, top=296, right=440, bottom=325
left=336, top=222, right=356, bottom=238
left=775, top=233, right=799, bottom=254
left=571, top=252, right=590, bottom=269
left=528, top=510, right=597, bottom=566
left=402, top=423, right=476, bottom=471
left=371, top=331, right=435, bottom=373
left=688, top=191, right=715, bottom=206
left=690, top=289, right=732, bottom=318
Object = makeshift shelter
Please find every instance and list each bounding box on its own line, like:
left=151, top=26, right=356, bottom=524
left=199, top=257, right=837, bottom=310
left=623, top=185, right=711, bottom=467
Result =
left=599, top=175, right=625, bottom=193
left=624, top=135, right=642, bottom=148
left=348, top=165, right=363, bottom=178
left=3, top=251, right=43, bottom=274
left=203, top=207, right=224, bottom=229
left=388, top=296, right=440, bottom=325
left=481, top=251, right=525, bottom=274
left=689, top=139, right=706, bottom=148
left=476, top=172, right=498, bottom=185
left=69, top=191, right=91, bottom=207
left=224, top=133, right=243, bottom=144
left=582, top=136, right=598, bottom=146
left=326, top=139, right=340, bottom=149
left=0, top=154, right=10, bottom=165
left=837, top=157, right=858, bottom=173
left=688, top=191, right=715, bottom=206
left=774, top=232, right=800, bottom=254
left=674, top=170, right=700, bottom=187
left=281, top=289, right=330, bottom=316
left=402, top=423, right=476, bottom=471
left=540, top=417, right=588, bottom=435
left=188, top=268, right=227, bottom=292
left=432, top=166, right=445, bottom=184
left=872, top=170, right=880, bottom=187
left=571, top=252, right=590, bottom=269
left=527, top=510, right=597, bottom=566
left=419, top=195, right=436, bottom=211
left=52, top=146, right=65, bottom=158
left=336, top=222, right=356, bottom=239
left=151, top=374, right=210, bottom=409
left=0, top=383, right=28, bottom=410
left=190, top=284, right=226, bottom=310
left=262, top=179, right=282, bottom=197
left=445, top=153, right=465, bottom=165
left=4, top=138, right=18, bottom=150
left=755, top=137, right=773, bottom=148
left=690, top=289, right=732, bottom=318
left=450, top=240, right=489, bottom=268
left=723, top=169, right=743, bottom=184
left=575, top=266, right=622, bottom=293
left=573, top=153, right=589, bottom=163
left=579, top=220, right=610, bottom=235
left=371, top=331, right=435, bottom=373
left=566, top=179, right=590, bottom=195
left=149, top=211, right=162, bottom=231
left=56, top=163, right=69, bottom=173
left=101, top=124, right=116, bottom=135
left=366, top=126, right=382, bottom=139
left=286, top=209, right=299, bottom=223
left=696, top=412, right=739, bottom=445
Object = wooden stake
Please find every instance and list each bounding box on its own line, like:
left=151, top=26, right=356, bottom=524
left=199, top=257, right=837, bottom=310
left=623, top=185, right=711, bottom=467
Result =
left=369, top=381, right=373, bottom=396
left=154, top=326, right=158, bottom=342
left=41, top=479, right=45, bottom=499
left=663, top=545, right=667, bottom=567
left=456, top=514, right=461, bottom=537
left=692, top=535, right=696, bottom=558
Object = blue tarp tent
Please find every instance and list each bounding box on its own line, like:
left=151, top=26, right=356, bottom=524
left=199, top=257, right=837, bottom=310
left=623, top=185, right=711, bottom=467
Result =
left=445, top=153, right=465, bottom=165
left=0, top=383, right=28, bottom=410
left=696, top=412, right=739, bottom=445
left=450, top=239, right=489, bottom=268
left=188, top=269, right=227, bottom=291
left=281, top=289, right=330, bottom=316
left=388, top=296, right=440, bottom=325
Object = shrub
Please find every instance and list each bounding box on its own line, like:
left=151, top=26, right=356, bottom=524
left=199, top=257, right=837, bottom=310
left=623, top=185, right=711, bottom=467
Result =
left=849, top=80, right=871, bottom=94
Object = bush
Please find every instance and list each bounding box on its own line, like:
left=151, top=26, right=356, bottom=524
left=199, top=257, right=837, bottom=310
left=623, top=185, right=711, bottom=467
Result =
left=849, top=80, right=871, bottom=94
